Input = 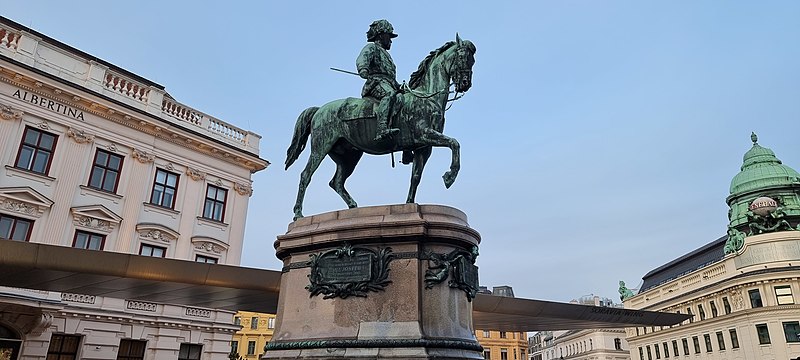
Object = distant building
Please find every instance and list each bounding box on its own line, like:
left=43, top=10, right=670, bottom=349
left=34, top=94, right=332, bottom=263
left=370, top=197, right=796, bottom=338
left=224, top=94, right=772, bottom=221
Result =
left=230, top=312, right=277, bottom=359
left=624, top=134, right=800, bottom=360
left=0, top=16, right=267, bottom=360
left=477, top=286, right=528, bottom=360
left=530, top=296, right=629, bottom=360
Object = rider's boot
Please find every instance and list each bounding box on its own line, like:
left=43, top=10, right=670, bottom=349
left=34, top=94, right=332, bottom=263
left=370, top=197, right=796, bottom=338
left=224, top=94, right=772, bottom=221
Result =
left=374, top=97, right=399, bottom=141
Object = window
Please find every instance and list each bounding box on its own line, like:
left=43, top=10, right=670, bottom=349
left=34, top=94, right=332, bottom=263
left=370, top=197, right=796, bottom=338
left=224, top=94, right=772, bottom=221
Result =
left=638, top=347, right=644, bottom=360
left=117, top=339, right=146, bottom=360
left=729, top=329, right=739, bottom=348
left=654, top=343, right=660, bottom=359
left=251, top=317, right=259, bottom=329
left=150, top=169, right=179, bottom=208
left=686, top=307, right=693, bottom=323
left=692, top=336, right=700, bottom=354
left=614, top=338, right=622, bottom=350
left=196, top=255, right=218, bottom=264
left=775, top=285, right=794, bottom=305
left=783, top=321, right=800, bottom=343
left=748, top=289, right=763, bottom=308
left=716, top=331, right=725, bottom=350
left=722, top=297, right=731, bottom=314
left=681, top=338, right=689, bottom=355
left=139, top=244, right=166, bottom=257
left=703, top=334, right=712, bottom=352
left=15, top=127, right=57, bottom=175
left=589, top=339, right=592, bottom=350
left=482, top=330, right=490, bottom=338
left=247, top=341, right=256, bottom=355
left=234, top=317, right=241, bottom=326
left=230, top=340, right=238, bottom=354
left=500, top=331, right=507, bottom=339
left=73, top=230, right=104, bottom=250
left=709, top=300, right=718, bottom=317
left=178, top=344, right=201, bottom=360
left=500, top=348, right=508, bottom=360
left=755, top=323, right=770, bottom=345
left=662, top=342, right=669, bottom=358
left=268, top=317, right=275, bottom=329
left=47, top=334, right=81, bottom=360
left=0, top=214, right=32, bottom=241
left=88, top=149, right=124, bottom=193
left=202, top=185, right=227, bottom=221
left=671, top=340, right=678, bottom=357
left=483, top=350, right=491, bottom=359
left=697, top=304, right=706, bottom=320
left=646, top=345, right=652, bottom=360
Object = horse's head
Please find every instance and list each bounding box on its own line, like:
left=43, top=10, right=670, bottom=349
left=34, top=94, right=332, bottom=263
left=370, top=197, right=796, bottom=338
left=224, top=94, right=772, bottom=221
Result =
left=450, top=33, right=476, bottom=93
left=408, top=35, right=476, bottom=94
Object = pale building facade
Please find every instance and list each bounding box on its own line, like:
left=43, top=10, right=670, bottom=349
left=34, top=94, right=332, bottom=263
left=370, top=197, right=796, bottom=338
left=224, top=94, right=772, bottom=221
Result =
left=624, top=135, right=800, bottom=360
left=230, top=312, right=277, bottom=360
left=530, top=296, right=629, bottom=360
left=0, top=16, right=267, bottom=360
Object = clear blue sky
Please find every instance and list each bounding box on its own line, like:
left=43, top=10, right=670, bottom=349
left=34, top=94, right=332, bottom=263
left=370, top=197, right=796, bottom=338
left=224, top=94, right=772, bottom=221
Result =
left=5, top=2, right=800, bottom=303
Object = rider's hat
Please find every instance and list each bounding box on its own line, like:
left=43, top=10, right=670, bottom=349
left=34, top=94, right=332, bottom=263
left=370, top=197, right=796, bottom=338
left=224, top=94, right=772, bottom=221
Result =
left=367, top=19, right=398, bottom=41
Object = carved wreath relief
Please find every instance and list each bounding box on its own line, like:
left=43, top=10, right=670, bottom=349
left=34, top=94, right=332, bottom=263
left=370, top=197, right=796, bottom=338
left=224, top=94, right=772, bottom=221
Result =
left=306, top=243, right=394, bottom=299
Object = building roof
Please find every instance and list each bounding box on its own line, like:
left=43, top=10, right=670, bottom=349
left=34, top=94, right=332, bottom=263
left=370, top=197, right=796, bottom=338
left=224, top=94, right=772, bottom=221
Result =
left=639, top=235, right=727, bottom=292
left=0, top=240, right=689, bottom=331
left=729, top=133, right=800, bottom=197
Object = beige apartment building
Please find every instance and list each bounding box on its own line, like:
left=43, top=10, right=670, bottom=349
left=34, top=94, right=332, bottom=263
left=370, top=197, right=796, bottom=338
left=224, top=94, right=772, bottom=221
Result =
left=0, top=16, right=267, bottom=360
left=624, top=135, right=800, bottom=360
left=230, top=312, right=277, bottom=360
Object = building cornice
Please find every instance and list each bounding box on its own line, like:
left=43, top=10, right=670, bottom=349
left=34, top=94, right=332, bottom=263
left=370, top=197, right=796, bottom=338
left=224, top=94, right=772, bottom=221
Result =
left=0, top=49, right=268, bottom=174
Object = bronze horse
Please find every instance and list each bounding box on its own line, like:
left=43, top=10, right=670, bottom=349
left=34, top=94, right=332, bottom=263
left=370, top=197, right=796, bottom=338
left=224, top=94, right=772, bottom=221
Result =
left=285, top=35, right=476, bottom=220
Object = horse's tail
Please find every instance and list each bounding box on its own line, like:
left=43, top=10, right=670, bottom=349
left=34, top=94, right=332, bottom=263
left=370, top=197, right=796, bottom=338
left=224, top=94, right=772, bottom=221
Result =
left=285, top=106, right=319, bottom=170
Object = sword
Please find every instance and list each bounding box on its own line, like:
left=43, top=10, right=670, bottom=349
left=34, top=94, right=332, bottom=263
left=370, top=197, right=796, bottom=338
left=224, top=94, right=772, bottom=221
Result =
left=330, top=67, right=360, bottom=76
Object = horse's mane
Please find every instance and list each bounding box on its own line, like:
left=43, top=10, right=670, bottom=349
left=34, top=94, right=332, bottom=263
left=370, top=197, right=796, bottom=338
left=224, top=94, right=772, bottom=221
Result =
left=408, top=41, right=456, bottom=90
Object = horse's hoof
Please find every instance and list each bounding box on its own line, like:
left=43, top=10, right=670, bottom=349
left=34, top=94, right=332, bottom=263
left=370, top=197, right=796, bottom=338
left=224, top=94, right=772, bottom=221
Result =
left=348, top=203, right=358, bottom=209
left=293, top=213, right=304, bottom=221
left=443, top=171, right=457, bottom=188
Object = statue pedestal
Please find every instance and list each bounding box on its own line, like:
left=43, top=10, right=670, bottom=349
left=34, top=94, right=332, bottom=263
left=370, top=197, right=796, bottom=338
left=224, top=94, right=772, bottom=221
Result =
left=263, top=204, right=483, bottom=360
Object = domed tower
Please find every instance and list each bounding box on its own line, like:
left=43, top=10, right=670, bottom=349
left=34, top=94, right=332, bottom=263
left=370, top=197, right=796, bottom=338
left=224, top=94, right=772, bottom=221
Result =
left=725, top=133, right=800, bottom=254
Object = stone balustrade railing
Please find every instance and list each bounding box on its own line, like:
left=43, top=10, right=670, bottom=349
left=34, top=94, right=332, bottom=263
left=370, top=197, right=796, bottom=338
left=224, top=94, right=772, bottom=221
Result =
left=0, top=20, right=261, bottom=155
left=0, top=26, right=20, bottom=50
left=104, top=71, right=149, bottom=103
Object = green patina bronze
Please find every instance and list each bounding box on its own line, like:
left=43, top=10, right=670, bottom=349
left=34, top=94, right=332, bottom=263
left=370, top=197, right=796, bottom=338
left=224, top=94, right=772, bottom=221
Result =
left=423, top=246, right=480, bottom=301
left=285, top=20, right=477, bottom=220
left=724, top=133, right=800, bottom=254
left=618, top=280, right=635, bottom=301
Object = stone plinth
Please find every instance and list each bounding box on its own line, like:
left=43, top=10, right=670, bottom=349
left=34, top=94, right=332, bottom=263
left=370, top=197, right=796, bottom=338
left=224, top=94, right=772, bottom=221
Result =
left=263, top=204, right=483, bottom=360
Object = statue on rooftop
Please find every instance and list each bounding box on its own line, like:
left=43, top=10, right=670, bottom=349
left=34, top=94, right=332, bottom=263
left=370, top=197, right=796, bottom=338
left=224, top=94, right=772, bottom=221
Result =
left=618, top=281, right=635, bottom=301
left=285, top=22, right=477, bottom=220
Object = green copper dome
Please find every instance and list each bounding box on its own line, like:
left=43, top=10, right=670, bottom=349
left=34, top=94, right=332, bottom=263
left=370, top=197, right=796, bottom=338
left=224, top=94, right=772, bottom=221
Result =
left=729, top=133, right=800, bottom=196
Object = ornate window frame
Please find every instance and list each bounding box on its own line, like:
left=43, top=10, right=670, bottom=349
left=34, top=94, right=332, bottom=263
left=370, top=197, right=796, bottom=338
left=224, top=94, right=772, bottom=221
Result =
left=0, top=186, right=53, bottom=219
left=70, top=204, right=122, bottom=234
left=191, top=236, right=228, bottom=263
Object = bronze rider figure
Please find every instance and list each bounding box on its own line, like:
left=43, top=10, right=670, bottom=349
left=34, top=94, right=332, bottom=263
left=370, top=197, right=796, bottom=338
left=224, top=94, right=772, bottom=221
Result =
left=357, top=19, right=402, bottom=141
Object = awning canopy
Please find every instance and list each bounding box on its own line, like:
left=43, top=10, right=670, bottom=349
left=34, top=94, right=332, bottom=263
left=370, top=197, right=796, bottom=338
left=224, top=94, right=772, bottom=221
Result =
left=0, top=241, right=688, bottom=331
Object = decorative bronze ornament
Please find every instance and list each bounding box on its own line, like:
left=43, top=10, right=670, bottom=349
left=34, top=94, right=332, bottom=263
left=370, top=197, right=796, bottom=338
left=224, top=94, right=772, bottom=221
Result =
left=424, top=246, right=479, bottom=301
left=306, top=243, right=394, bottom=299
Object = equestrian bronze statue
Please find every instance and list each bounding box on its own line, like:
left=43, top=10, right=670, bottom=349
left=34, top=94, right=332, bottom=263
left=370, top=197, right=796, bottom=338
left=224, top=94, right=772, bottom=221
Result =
left=285, top=21, right=477, bottom=220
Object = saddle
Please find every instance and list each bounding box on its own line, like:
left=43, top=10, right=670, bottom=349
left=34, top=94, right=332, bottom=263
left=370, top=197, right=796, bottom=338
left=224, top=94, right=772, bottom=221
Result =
left=338, top=97, right=378, bottom=121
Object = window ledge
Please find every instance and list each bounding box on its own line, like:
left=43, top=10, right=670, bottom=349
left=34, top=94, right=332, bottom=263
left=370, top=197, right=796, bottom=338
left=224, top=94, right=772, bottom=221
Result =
left=142, top=202, right=180, bottom=218
left=5, top=165, right=55, bottom=186
left=79, top=185, right=123, bottom=203
left=196, top=216, right=228, bottom=230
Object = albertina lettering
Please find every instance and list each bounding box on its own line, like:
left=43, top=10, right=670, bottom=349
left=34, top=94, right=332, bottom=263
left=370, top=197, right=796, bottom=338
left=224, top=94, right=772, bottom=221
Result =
left=12, top=89, right=85, bottom=121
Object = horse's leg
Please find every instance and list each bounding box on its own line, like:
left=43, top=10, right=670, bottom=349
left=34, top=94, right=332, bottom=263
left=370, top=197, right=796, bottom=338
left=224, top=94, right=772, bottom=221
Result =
left=406, top=147, right=432, bottom=203
left=293, top=137, right=335, bottom=220
left=328, top=145, right=363, bottom=209
left=420, top=129, right=460, bottom=188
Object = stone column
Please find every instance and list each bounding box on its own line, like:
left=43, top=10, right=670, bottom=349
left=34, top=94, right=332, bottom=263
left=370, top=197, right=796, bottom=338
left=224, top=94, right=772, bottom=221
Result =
left=263, top=204, right=483, bottom=360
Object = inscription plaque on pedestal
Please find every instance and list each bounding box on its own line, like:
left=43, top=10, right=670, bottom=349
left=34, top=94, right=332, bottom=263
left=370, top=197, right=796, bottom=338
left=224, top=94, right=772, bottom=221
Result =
left=306, top=243, right=394, bottom=299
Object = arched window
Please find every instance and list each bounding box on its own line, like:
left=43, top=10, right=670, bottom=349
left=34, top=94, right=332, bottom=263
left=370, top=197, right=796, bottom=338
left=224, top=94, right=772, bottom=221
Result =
left=0, top=323, right=20, bottom=339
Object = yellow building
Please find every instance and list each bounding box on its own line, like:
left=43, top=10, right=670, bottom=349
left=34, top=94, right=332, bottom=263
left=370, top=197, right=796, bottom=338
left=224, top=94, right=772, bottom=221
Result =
left=231, top=312, right=277, bottom=359
left=477, top=329, right=528, bottom=360
left=477, top=286, right=528, bottom=360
